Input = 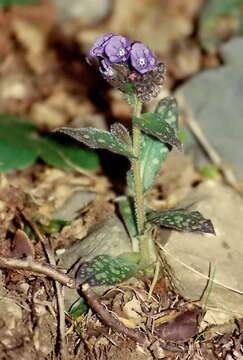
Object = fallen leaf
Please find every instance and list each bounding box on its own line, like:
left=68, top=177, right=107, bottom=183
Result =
left=11, top=229, right=35, bottom=258
left=155, top=308, right=202, bottom=342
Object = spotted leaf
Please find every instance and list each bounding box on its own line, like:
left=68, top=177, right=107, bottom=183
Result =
left=133, top=111, right=182, bottom=152
left=147, top=209, right=215, bottom=234
left=76, top=253, right=140, bottom=287
left=128, top=97, right=179, bottom=192
left=53, top=126, right=135, bottom=159
left=110, top=122, right=132, bottom=148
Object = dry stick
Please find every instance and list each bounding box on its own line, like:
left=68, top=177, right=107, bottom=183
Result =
left=82, top=283, right=147, bottom=345
left=22, top=213, right=68, bottom=360
left=0, top=255, right=76, bottom=288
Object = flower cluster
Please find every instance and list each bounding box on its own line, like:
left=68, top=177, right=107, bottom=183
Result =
left=89, top=33, right=165, bottom=103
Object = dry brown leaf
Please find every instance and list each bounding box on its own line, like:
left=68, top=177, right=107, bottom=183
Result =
left=155, top=308, right=201, bottom=342
left=11, top=229, right=35, bottom=258
left=122, top=297, right=143, bottom=326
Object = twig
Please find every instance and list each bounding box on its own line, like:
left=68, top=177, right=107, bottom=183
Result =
left=0, top=255, right=76, bottom=288
left=82, top=283, right=147, bottom=345
left=22, top=215, right=68, bottom=360
left=148, top=260, right=160, bottom=299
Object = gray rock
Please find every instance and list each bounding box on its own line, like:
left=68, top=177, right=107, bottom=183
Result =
left=176, top=38, right=243, bottom=178
left=58, top=213, right=132, bottom=309
left=220, top=37, right=243, bottom=66
left=53, top=190, right=96, bottom=221
left=161, top=181, right=243, bottom=324
left=52, top=0, right=111, bottom=23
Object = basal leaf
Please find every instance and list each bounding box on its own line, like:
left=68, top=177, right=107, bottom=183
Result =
left=40, top=137, right=99, bottom=170
left=0, top=0, right=38, bottom=7
left=0, top=115, right=39, bottom=171
left=76, top=254, right=140, bottom=287
left=0, top=114, right=99, bottom=172
left=54, top=126, right=135, bottom=159
left=0, top=139, right=38, bottom=171
left=147, top=209, right=215, bottom=235
left=133, top=112, right=182, bottom=152
left=68, top=296, right=88, bottom=320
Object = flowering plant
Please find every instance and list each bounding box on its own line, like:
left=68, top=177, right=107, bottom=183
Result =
left=54, top=34, right=214, bottom=287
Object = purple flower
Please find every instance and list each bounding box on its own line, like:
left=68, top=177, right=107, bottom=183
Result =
left=99, top=59, right=116, bottom=79
left=104, top=35, right=131, bottom=63
left=130, top=42, right=156, bottom=74
left=90, top=33, right=114, bottom=57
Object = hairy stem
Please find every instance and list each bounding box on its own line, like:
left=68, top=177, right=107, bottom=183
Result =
left=131, top=98, right=145, bottom=235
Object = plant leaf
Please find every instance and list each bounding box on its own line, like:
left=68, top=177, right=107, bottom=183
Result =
left=0, top=0, right=38, bottom=8
left=199, top=0, right=243, bottom=52
left=54, top=126, right=135, bottom=159
left=39, top=219, right=70, bottom=235
left=117, top=196, right=137, bottom=239
left=110, top=122, right=132, bottom=148
left=76, top=253, right=140, bottom=287
left=147, top=209, right=215, bottom=234
left=117, top=196, right=139, bottom=251
left=0, top=115, right=39, bottom=171
left=0, top=114, right=99, bottom=172
left=128, top=97, right=179, bottom=192
left=68, top=296, right=88, bottom=320
left=140, top=97, right=179, bottom=191
left=133, top=112, right=182, bottom=152
left=40, top=137, right=99, bottom=170
left=0, top=139, right=38, bottom=171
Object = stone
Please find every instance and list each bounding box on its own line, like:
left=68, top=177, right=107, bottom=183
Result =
left=220, top=37, right=243, bottom=66
left=58, top=213, right=132, bottom=309
left=176, top=37, right=243, bottom=178
left=53, top=190, right=96, bottom=221
left=52, top=0, right=111, bottom=24
left=160, top=180, right=243, bottom=324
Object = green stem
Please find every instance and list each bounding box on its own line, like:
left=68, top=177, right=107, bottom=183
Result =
left=131, top=98, right=145, bottom=235
left=131, top=96, right=158, bottom=268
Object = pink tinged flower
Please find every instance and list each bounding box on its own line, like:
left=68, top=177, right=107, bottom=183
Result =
left=90, top=33, right=114, bottom=57
left=130, top=42, right=157, bottom=74
left=105, top=35, right=131, bottom=63
left=99, top=59, right=116, bottom=79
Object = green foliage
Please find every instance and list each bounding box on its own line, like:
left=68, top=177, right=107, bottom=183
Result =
left=0, top=0, right=38, bottom=8
left=40, top=219, right=70, bottom=235
left=68, top=297, right=88, bottom=320
left=147, top=209, right=215, bottom=234
left=200, top=165, right=220, bottom=179
left=128, top=97, right=179, bottom=192
left=140, top=97, right=179, bottom=191
left=54, top=125, right=134, bottom=159
left=76, top=253, right=141, bottom=287
left=133, top=112, right=182, bottom=152
left=40, top=137, right=99, bottom=170
left=199, top=0, right=243, bottom=52
left=0, top=114, right=99, bottom=172
left=117, top=196, right=137, bottom=239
